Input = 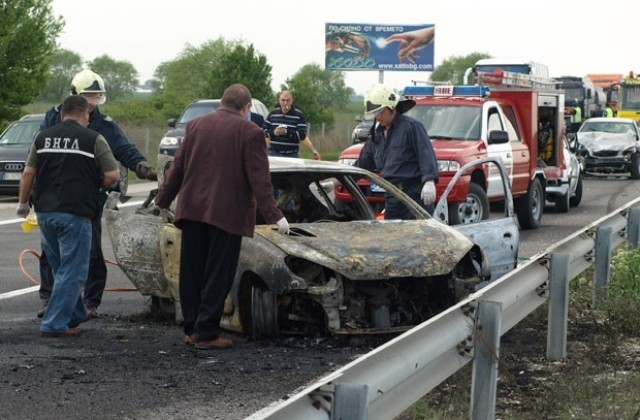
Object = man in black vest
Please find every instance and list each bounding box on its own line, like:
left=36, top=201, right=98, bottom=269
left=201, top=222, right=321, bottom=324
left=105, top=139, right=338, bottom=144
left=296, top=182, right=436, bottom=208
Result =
left=16, top=95, right=120, bottom=337
left=37, top=69, right=158, bottom=319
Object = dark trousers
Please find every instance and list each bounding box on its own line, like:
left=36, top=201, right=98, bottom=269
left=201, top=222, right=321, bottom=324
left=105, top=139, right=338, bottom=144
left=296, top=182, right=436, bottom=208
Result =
left=385, top=180, right=434, bottom=220
left=180, top=220, right=242, bottom=342
left=39, top=212, right=107, bottom=309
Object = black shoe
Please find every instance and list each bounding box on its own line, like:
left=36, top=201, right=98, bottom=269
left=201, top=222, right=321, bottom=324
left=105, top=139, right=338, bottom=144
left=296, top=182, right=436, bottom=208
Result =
left=86, top=307, right=98, bottom=320
left=36, top=304, right=47, bottom=318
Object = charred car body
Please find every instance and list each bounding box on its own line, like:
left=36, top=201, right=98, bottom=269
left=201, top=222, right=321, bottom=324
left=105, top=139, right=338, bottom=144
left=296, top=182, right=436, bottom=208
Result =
left=572, top=117, right=640, bottom=178
left=106, top=158, right=518, bottom=338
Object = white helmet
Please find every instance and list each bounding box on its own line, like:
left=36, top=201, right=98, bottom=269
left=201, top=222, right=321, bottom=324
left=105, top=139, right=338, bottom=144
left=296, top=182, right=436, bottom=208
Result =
left=71, top=69, right=106, bottom=105
left=364, top=83, right=399, bottom=118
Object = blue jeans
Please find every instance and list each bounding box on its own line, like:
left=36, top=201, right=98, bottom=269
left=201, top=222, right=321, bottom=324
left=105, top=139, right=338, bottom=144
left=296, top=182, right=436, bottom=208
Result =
left=37, top=212, right=91, bottom=333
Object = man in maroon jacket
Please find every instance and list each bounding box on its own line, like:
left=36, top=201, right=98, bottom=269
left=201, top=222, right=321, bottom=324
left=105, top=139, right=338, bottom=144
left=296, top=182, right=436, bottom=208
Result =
left=155, top=84, right=289, bottom=350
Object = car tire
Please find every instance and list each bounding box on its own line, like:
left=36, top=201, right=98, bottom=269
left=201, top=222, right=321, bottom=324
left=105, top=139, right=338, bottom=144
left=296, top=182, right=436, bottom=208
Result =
left=447, top=183, right=490, bottom=225
left=150, top=296, right=176, bottom=321
left=555, top=190, right=570, bottom=213
left=515, top=178, right=544, bottom=230
left=251, top=284, right=278, bottom=340
left=570, top=175, right=583, bottom=207
left=630, top=153, right=640, bottom=179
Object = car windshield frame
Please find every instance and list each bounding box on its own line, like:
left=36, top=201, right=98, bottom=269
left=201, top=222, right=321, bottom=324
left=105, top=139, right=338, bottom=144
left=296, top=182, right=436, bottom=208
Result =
left=262, top=168, right=429, bottom=225
left=579, top=121, right=636, bottom=134
left=0, top=119, right=42, bottom=145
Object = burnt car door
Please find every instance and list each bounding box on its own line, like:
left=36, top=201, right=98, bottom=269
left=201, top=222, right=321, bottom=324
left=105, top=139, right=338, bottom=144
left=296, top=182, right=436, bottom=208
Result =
left=435, top=157, right=519, bottom=282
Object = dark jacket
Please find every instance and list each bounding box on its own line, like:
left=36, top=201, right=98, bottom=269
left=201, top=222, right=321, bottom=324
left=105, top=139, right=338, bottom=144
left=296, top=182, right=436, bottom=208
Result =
left=155, top=108, right=283, bottom=237
left=358, top=112, right=439, bottom=185
left=32, top=120, right=101, bottom=218
left=42, top=105, right=145, bottom=171
left=250, top=112, right=265, bottom=127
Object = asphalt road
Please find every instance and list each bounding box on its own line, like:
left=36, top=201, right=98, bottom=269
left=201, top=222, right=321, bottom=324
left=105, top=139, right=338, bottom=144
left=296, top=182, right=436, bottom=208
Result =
left=2, top=174, right=640, bottom=419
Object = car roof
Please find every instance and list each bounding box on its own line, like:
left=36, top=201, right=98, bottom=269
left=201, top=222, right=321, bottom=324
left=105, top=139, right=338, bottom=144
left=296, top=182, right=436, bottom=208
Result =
left=17, top=114, right=45, bottom=122
left=268, top=156, right=373, bottom=175
left=187, top=98, right=268, bottom=118
left=583, top=117, right=635, bottom=124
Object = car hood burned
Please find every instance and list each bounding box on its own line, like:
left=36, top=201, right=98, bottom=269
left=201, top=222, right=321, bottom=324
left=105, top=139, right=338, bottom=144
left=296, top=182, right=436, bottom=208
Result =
left=255, top=219, right=475, bottom=279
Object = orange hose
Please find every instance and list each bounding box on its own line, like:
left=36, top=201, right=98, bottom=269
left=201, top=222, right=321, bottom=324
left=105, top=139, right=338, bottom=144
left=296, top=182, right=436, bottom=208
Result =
left=18, top=248, right=138, bottom=292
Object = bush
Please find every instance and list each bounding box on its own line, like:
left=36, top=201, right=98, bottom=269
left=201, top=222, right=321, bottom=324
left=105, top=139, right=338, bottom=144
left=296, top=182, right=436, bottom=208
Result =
left=605, top=247, right=640, bottom=335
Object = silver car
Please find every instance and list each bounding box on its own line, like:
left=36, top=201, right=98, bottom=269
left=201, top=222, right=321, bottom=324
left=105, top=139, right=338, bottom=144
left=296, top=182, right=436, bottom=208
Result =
left=573, top=117, right=640, bottom=178
left=545, top=136, right=582, bottom=212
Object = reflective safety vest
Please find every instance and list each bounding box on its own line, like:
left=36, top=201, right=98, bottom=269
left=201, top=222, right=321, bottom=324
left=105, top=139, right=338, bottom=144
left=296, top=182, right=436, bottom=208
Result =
left=604, top=107, right=614, bottom=118
left=571, top=106, right=582, bottom=123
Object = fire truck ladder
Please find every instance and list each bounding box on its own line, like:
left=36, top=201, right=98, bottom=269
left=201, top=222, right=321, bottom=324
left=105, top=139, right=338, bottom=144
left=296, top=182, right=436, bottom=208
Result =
left=476, top=70, right=557, bottom=89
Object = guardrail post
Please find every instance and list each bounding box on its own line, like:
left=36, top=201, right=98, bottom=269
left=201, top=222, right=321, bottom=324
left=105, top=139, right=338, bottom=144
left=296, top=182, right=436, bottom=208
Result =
left=331, top=383, right=368, bottom=420
left=547, top=253, right=570, bottom=361
left=593, top=226, right=612, bottom=307
left=470, top=300, right=502, bottom=420
left=627, top=208, right=640, bottom=249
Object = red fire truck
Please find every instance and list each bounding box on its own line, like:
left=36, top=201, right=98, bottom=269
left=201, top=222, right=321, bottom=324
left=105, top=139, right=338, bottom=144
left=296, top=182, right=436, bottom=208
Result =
left=338, top=69, right=566, bottom=229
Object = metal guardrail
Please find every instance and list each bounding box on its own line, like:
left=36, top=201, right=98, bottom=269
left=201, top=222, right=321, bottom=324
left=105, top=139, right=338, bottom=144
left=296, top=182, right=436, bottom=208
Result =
left=247, top=198, right=640, bottom=420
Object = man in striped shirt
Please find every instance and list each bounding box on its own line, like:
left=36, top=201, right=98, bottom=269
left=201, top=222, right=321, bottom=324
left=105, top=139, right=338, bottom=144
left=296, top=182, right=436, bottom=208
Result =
left=263, top=90, right=320, bottom=159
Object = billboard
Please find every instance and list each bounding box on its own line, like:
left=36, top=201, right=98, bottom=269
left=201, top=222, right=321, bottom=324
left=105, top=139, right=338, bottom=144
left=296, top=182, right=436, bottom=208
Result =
left=325, top=23, right=435, bottom=72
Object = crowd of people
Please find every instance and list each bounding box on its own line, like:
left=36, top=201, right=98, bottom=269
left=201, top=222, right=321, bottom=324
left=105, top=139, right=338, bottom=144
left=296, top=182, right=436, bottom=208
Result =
left=16, top=71, right=437, bottom=346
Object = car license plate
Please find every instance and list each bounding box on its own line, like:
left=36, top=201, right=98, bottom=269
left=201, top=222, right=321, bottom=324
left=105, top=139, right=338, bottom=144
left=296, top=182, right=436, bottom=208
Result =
left=2, top=172, right=22, bottom=180
left=370, top=182, right=386, bottom=193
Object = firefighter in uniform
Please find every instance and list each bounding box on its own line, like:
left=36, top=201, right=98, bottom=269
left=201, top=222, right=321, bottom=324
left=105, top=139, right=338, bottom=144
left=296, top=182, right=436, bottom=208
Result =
left=357, top=83, right=439, bottom=219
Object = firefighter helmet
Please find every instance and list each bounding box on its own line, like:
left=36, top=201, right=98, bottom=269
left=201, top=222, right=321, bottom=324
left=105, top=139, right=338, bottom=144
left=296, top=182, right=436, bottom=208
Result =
left=364, top=83, right=399, bottom=118
left=71, top=69, right=106, bottom=105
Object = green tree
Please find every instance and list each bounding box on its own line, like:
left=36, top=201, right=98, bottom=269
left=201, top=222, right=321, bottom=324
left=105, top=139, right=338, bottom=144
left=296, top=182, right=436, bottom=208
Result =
left=431, top=52, right=492, bottom=85
left=0, top=0, right=63, bottom=123
left=88, top=55, right=138, bottom=101
left=283, top=64, right=354, bottom=129
left=153, top=38, right=236, bottom=102
left=208, top=43, right=273, bottom=106
left=38, top=48, right=83, bottom=102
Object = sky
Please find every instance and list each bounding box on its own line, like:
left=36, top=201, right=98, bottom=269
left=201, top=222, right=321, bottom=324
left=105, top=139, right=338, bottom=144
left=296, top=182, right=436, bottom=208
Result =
left=51, top=0, right=640, bottom=96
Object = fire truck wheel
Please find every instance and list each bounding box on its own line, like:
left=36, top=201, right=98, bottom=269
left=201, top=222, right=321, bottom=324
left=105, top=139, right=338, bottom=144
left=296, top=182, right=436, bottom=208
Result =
left=447, top=183, right=490, bottom=225
left=570, top=175, right=583, bottom=207
left=515, top=178, right=544, bottom=230
left=555, top=190, right=570, bottom=213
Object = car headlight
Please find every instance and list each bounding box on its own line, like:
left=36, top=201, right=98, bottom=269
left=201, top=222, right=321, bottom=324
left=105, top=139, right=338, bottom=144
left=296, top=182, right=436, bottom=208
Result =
left=437, top=160, right=461, bottom=172
left=159, top=136, right=181, bottom=147
left=338, top=158, right=357, bottom=166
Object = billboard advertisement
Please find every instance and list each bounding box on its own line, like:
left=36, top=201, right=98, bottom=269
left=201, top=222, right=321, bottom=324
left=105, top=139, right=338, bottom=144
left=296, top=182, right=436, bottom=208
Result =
left=325, top=23, right=435, bottom=72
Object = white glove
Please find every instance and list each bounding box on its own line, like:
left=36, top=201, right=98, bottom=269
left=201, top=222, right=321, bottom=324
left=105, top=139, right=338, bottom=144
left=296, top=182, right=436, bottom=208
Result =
left=16, top=203, right=30, bottom=218
left=420, top=180, right=436, bottom=205
left=276, top=217, right=290, bottom=234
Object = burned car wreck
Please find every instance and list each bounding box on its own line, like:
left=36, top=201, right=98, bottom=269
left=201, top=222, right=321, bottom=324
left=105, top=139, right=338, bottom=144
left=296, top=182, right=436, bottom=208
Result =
left=105, top=158, right=518, bottom=338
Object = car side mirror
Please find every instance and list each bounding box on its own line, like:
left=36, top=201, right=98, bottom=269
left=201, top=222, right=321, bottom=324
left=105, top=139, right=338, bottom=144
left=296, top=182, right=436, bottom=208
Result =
left=167, top=118, right=177, bottom=128
left=488, top=130, right=509, bottom=145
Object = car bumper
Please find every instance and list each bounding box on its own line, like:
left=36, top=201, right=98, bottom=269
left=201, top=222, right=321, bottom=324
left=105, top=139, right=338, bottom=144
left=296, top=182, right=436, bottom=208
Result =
left=545, top=177, right=570, bottom=197
left=583, top=156, right=630, bottom=173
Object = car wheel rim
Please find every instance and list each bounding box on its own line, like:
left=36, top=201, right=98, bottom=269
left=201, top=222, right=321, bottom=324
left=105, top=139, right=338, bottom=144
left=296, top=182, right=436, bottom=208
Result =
left=457, top=196, right=482, bottom=224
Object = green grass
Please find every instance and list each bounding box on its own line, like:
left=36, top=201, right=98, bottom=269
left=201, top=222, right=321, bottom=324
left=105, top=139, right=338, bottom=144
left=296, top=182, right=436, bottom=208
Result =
left=397, top=247, right=640, bottom=419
